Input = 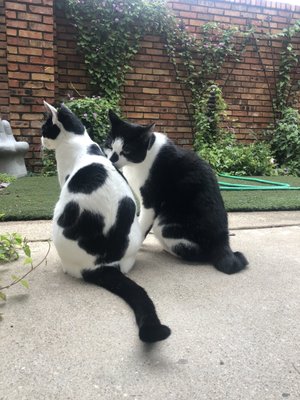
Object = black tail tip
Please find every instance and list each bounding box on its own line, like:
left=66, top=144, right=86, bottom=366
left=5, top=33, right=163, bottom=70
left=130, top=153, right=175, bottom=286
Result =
left=215, top=251, right=248, bottom=275
left=139, top=324, right=171, bottom=343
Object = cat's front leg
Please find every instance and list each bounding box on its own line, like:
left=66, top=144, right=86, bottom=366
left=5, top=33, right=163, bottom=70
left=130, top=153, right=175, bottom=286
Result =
left=139, top=206, right=155, bottom=239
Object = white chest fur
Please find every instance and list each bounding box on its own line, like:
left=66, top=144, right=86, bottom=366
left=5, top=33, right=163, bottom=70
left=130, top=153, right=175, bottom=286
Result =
left=123, top=132, right=167, bottom=196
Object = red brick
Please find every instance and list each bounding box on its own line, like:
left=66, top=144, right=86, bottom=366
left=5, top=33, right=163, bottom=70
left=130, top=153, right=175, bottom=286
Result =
left=6, top=2, right=27, bottom=11
left=19, top=47, right=43, bottom=56
left=32, top=73, right=54, bottom=81
left=6, top=20, right=28, bottom=29
left=5, top=10, right=17, bottom=19
left=29, top=22, right=53, bottom=32
left=6, top=28, right=17, bottom=36
left=19, top=30, right=43, bottom=39
left=7, top=54, right=29, bottom=63
left=18, top=12, right=42, bottom=22
left=29, top=5, right=52, bottom=15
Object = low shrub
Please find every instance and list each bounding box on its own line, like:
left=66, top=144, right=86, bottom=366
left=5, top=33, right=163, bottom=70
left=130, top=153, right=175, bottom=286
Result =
left=41, top=148, right=56, bottom=177
left=0, top=173, right=16, bottom=183
left=65, top=96, right=120, bottom=146
left=41, top=96, right=119, bottom=176
left=270, top=108, right=300, bottom=176
left=196, top=134, right=275, bottom=176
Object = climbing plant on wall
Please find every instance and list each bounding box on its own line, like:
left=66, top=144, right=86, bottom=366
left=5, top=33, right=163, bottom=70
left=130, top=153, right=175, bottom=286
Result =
left=63, top=0, right=300, bottom=173
left=62, top=0, right=251, bottom=131
left=63, top=0, right=181, bottom=100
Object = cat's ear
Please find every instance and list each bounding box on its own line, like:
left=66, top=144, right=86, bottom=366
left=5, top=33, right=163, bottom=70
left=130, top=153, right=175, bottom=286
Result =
left=145, top=123, right=155, bottom=133
left=59, top=103, right=73, bottom=114
left=43, top=100, right=58, bottom=124
left=108, top=110, right=122, bottom=125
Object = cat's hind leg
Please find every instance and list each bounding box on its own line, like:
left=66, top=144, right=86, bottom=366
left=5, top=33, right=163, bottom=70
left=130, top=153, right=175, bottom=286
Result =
left=153, top=221, right=206, bottom=262
left=211, top=245, right=248, bottom=275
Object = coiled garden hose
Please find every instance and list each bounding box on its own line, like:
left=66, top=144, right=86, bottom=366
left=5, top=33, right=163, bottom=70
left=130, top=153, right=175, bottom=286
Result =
left=218, top=173, right=300, bottom=190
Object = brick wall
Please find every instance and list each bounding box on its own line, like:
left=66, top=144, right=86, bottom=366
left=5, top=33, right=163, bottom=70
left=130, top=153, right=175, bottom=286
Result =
left=54, top=3, right=91, bottom=101
left=121, top=0, right=300, bottom=143
left=4, top=0, right=55, bottom=170
left=0, top=0, right=9, bottom=120
left=0, top=0, right=300, bottom=171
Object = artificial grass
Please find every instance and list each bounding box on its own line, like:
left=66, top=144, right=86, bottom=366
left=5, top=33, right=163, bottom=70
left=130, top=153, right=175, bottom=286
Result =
left=0, top=176, right=60, bottom=221
left=0, top=175, right=300, bottom=221
left=220, top=175, right=300, bottom=211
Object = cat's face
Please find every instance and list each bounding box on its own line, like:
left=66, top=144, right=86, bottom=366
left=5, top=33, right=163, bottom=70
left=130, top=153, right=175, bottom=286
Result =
left=107, top=110, right=155, bottom=169
left=41, top=101, right=85, bottom=150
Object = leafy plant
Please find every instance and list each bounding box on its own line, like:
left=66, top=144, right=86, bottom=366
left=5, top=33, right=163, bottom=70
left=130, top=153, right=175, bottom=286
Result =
left=0, top=233, right=29, bottom=263
left=41, top=148, right=56, bottom=177
left=196, top=134, right=275, bottom=176
left=0, top=234, right=51, bottom=302
left=0, top=233, right=33, bottom=301
left=63, top=0, right=177, bottom=99
left=65, top=96, right=120, bottom=145
left=63, top=0, right=300, bottom=158
left=41, top=96, right=119, bottom=175
left=270, top=108, right=300, bottom=176
left=0, top=173, right=16, bottom=184
left=194, top=84, right=227, bottom=146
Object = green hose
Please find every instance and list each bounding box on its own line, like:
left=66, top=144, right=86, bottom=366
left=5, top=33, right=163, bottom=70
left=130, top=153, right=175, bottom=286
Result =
left=218, top=173, right=300, bottom=190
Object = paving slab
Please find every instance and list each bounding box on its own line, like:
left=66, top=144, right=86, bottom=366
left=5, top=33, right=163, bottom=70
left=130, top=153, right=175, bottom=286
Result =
left=0, top=213, right=300, bottom=400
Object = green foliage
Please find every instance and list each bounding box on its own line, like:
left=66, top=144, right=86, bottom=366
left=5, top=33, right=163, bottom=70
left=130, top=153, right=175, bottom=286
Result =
left=270, top=108, right=300, bottom=176
left=0, top=233, right=25, bottom=263
left=168, top=22, right=252, bottom=102
left=194, top=84, right=227, bottom=145
left=41, top=148, right=56, bottom=177
left=273, top=20, right=300, bottom=113
left=196, top=134, right=275, bottom=176
left=65, top=96, right=120, bottom=145
left=253, top=20, right=300, bottom=120
left=63, top=0, right=300, bottom=172
left=0, top=173, right=16, bottom=183
left=41, top=96, right=119, bottom=176
left=63, top=0, right=176, bottom=98
left=0, top=233, right=32, bottom=301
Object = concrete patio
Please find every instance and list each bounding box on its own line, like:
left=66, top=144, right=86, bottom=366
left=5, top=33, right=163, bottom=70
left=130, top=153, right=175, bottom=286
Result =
left=0, top=212, right=300, bottom=400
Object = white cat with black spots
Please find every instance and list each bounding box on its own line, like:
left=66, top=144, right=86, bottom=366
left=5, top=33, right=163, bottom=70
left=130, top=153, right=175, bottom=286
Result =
left=41, top=101, right=171, bottom=343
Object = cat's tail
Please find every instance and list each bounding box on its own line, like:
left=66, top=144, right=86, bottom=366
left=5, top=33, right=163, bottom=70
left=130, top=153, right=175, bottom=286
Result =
left=212, top=245, right=248, bottom=275
left=82, top=266, right=171, bottom=343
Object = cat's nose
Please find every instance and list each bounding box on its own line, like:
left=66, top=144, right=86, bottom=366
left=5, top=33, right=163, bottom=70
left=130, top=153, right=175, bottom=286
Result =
left=110, top=152, right=119, bottom=163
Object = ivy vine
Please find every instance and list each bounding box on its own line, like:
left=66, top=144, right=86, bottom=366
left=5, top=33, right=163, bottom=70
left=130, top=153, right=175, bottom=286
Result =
left=63, top=0, right=178, bottom=100
left=62, top=0, right=300, bottom=169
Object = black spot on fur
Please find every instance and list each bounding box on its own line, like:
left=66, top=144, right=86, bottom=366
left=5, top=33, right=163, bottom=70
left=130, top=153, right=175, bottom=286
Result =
left=110, top=152, right=119, bottom=163
left=41, top=116, right=60, bottom=140
left=57, top=104, right=84, bottom=135
left=68, top=163, right=108, bottom=194
left=88, top=144, right=104, bottom=156
left=65, top=174, right=70, bottom=182
left=95, top=196, right=136, bottom=264
left=58, top=197, right=136, bottom=264
left=57, top=201, right=80, bottom=228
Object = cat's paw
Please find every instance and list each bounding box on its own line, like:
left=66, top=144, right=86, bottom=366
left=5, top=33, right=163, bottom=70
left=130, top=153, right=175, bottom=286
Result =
left=214, top=250, right=248, bottom=275
left=139, top=324, right=171, bottom=343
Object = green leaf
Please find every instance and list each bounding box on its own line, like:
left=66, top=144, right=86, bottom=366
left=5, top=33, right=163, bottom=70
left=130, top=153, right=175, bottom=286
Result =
left=20, top=280, right=29, bottom=289
left=23, top=257, right=33, bottom=265
left=0, top=291, right=7, bottom=301
left=23, top=244, right=31, bottom=258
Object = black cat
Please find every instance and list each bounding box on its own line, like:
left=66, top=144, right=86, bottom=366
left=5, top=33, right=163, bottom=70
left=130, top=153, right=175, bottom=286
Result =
left=106, top=110, right=248, bottom=275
